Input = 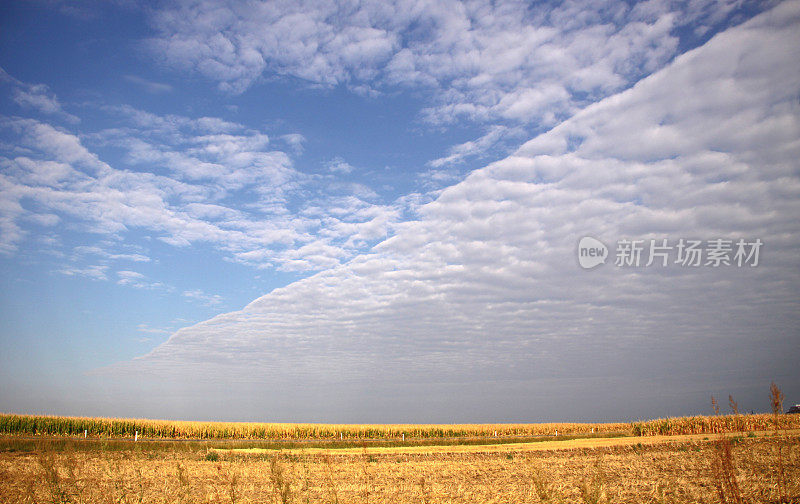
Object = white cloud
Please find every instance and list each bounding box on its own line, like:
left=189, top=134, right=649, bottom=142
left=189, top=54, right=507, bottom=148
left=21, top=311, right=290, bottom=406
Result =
left=13, top=87, right=63, bottom=114
left=144, top=0, right=754, bottom=127
left=0, top=175, right=27, bottom=254
left=118, top=270, right=145, bottom=280
left=1, top=67, right=80, bottom=123
left=74, top=245, right=151, bottom=263
left=58, top=264, right=109, bottom=281
left=116, top=270, right=169, bottom=290
left=23, top=212, right=60, bottom=227
left=116, top=270, right=146, bottom=287
left=279, top=133, right=305, bottom=154
left=182, top=289, right=223, bottom=306
left=103, top=104, right=242, bottom=134
left=112, top=2, right=800, bottom=406
left=2, top=118, right=108, bottom=174
left=123, top=74, right=173, bottom=94
left=0, top=102, right=403, bottom=271
left=137, top=323, right=171, bottom=334
left=139, top=0, right=764, bottom=199
left=428, top=125, right=516, bottom=168
left=326, top=157, right=355, bottom=174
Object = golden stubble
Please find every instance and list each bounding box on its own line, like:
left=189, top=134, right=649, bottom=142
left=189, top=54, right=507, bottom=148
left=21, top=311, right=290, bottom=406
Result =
left=0, top=434, right=797, bottom=503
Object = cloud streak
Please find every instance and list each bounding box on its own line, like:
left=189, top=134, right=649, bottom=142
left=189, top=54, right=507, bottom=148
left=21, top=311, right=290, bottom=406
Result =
left=1, top=67, right=80, bottom=123
left=123, top=75, right=174, bottom=94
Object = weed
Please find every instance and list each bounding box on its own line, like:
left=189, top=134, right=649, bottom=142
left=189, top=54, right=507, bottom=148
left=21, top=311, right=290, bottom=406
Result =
left=300, top=456, right=312, bottom=504
left=710, top=395, right=743, bottom=504
left=711, top=437, right=742, bottom=504
left=175, top=461, right=190, bottom=503
left=214, top=463, right=239, bottom=504
left=418, top=475, right=431, bottom=504
left=270, top=455, right=292, bottom=504
left=107, top=455, right=131, bottom=504
left=729, top=395, right=740, bottom=415
left=530, top=464, right=561, bottom=503
left=133, top=465, right=145, bottom=504
left=771, top=382, right=789, bottom=503
left=578, top=462, right=606, bottom=504
left=38, top=452, right=72, bottom=504
left=361, top=447, right=372, bottom=504
left=323, top=454, right=340, bottom=504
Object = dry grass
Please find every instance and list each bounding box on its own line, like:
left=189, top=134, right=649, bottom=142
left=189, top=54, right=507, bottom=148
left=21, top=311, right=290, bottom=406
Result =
left=209, top=430, right=800, bottom=456
left=0, top=433, right=798, bottom=503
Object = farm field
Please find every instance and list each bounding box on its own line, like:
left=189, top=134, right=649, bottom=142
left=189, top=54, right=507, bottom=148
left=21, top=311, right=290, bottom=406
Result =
left=3, top=412, right=799, bottom=440
left=0, top=418, right=798, bottom=503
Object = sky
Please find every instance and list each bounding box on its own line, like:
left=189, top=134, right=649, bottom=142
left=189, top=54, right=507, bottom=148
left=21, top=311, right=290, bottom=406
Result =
left=0, top=0, right=798, bottom=424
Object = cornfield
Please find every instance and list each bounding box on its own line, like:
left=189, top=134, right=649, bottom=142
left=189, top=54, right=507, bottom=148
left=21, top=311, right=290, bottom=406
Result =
left=631, top=413, right=800, bottom=436
left=1, top=412, right=797, bottom=440
left=0, top=414, right=627, bottom=440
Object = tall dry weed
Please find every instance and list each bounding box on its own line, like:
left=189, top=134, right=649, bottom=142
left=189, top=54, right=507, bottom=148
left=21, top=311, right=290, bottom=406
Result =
left=323, top=454, right=340, bottom=504
left=269, top=454, right=292, bottom=504
left=771, top=382, right=790, bottom=503
left=710, top=396, right=743, bottom=504
left=530, top=463, right=562, bottom=503
left=361, top=447, right=372, bottom=504
left=578, top=461, right=606, bottom=504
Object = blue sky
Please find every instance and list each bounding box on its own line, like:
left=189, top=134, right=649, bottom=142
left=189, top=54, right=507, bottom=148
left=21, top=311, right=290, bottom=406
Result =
left=1, top=0, right=799, bottom=423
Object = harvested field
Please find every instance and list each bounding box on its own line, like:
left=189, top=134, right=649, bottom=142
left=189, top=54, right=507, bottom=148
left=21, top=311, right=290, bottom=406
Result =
left=1, top=431, right=798, bottom=503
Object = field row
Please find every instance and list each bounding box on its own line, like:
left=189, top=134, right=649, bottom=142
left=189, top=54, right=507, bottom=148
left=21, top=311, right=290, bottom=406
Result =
left=1, top=412, right=798, bottom=440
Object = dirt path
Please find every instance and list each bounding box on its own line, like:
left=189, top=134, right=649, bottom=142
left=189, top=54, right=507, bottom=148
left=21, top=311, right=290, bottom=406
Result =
left=214, top=429, right=800, bottom=456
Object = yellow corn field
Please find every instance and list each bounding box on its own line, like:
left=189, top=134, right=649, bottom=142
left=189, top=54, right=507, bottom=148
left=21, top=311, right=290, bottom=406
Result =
left=631, top=412, right=799, bottom=436
left=0, top=414, right=627, bottom=439
left=1, top=412, right=797, bottom=440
